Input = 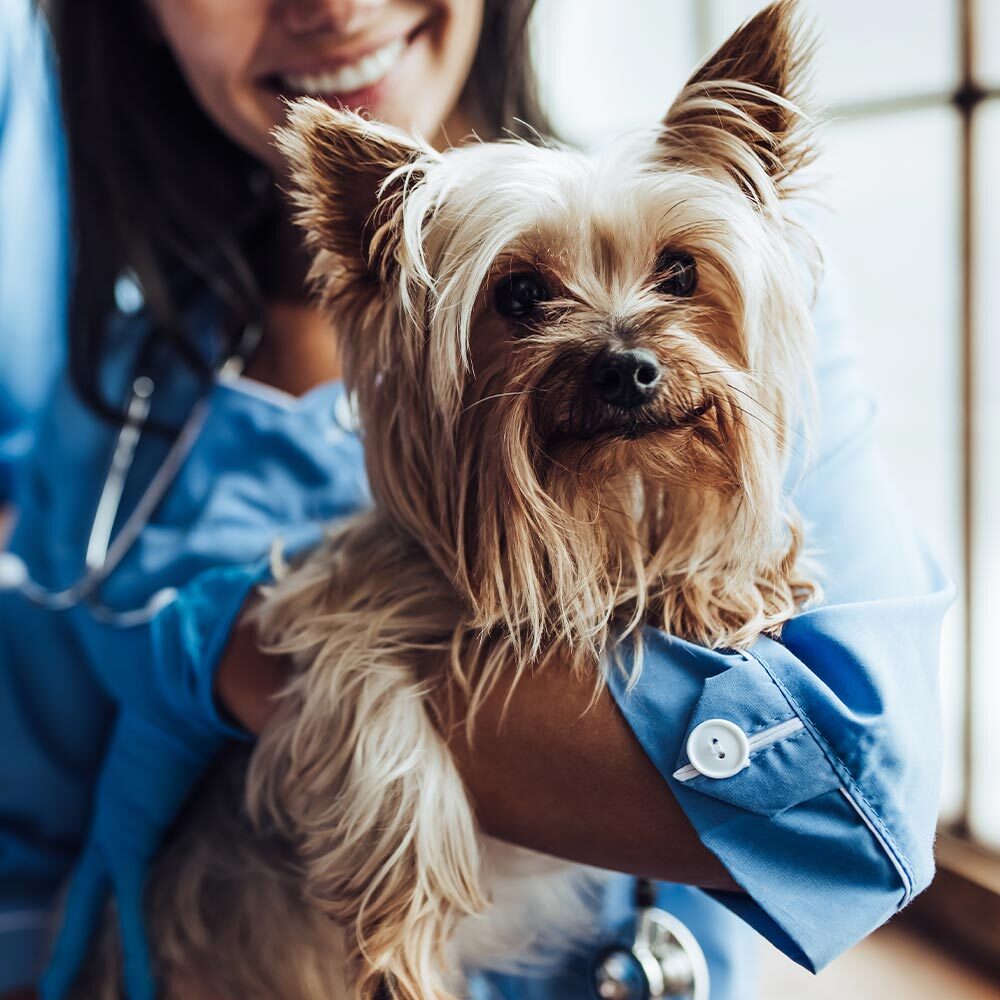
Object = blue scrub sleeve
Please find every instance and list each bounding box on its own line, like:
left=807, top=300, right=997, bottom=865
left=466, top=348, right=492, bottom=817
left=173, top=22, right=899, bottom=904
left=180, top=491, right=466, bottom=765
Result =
left=0, top=0, right=69, bottom=500
left=608, top=264, right=953, bottom=970
left=36, top=559, right=274, bottom=1000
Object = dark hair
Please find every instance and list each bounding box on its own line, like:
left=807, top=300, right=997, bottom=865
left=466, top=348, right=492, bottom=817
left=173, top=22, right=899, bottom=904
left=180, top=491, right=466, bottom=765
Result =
left=42, top=0, right=548, bottom=423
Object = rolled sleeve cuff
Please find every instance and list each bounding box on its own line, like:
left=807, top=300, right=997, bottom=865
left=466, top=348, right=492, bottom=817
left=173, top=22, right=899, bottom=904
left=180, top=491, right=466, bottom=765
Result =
left=147, top=557, right=277, bottom=740
left=608, top=629, right=913, bottom=972
left=0, top=909, right=51, bottom=992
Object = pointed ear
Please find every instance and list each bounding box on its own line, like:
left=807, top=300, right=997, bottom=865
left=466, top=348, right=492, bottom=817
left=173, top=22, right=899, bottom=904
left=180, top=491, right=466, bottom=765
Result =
left=274, top=99, right=433, bottom=288
left=659, top=0, right=815, bottom=203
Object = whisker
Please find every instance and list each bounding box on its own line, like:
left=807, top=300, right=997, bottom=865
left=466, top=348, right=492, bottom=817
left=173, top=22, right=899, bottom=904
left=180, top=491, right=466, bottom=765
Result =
left=462, top=389, right=537, bottom=413
left=726, top=385, right=812, bottom=447
left=694, top=367, right=811, bottom=447
left=695, top=367, right=783, bottom=377
left=729, top=401, right=786, bottom=437
left=730, top=403, right=810, bottom=464
left=535, top=443, right=578, bottom=480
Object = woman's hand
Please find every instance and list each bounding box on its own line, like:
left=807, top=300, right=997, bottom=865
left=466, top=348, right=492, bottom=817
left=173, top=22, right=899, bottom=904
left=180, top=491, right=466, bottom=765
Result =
left=214, top=598, right=290, bottom=735
left=214, top=605, right=739, bottom=892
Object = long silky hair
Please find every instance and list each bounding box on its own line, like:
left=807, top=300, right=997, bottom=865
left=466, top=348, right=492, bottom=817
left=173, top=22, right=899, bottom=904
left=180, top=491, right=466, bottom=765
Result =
left=40, top=0, right=549, bottom=424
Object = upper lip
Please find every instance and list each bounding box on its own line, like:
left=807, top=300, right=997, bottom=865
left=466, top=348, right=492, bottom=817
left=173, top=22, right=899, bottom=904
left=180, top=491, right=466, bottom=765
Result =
left=259, top=23, right=421, bottom=81
left=623, top=399, right=713, bottom=436
left=558, top=399, right=713, bottom=443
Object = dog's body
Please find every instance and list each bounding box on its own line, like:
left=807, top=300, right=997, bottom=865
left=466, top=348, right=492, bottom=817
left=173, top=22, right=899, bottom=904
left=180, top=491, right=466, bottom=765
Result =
left=78, top=3, right=824, bottom=997
left=78, top=519, right=604, bottom=1000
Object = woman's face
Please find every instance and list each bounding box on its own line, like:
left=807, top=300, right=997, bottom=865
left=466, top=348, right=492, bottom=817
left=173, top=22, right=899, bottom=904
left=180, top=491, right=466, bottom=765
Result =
left=146, top=0, right=484, bottom=172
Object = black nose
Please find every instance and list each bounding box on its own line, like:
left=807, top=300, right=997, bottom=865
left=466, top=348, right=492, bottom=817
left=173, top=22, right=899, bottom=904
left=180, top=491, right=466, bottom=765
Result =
left=590, top=348, right=662, bottom=409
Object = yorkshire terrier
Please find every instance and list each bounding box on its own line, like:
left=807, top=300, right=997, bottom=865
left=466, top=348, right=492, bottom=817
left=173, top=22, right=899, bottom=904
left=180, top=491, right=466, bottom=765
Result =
left=79, top=2, right=821, bottom=997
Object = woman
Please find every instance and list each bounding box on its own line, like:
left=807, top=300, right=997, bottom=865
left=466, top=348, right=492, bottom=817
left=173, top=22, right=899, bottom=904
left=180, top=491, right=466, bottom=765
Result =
left=0, top=1, right=952, bottom=998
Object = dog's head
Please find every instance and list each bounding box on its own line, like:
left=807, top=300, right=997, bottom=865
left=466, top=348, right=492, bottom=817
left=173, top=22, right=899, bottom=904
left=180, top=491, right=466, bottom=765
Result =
left=277, top=0, right=818, bottom=658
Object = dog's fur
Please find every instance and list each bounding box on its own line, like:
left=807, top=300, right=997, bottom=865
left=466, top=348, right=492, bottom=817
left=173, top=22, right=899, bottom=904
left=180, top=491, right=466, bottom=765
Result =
left=77, top=3, right=822, bottom=997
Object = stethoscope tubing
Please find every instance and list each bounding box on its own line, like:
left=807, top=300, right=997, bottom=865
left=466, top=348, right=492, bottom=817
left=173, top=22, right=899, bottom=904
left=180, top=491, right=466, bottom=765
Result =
left=84, top=375, right=155, bottom=574
left=7, top=388, right=209, bottom=617
left=0, top=322, right=261, bottom=625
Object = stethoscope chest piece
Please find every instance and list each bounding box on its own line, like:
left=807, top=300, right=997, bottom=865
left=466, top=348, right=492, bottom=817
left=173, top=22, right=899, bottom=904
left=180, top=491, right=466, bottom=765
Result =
left=593, top=904, right=710, bottom=1000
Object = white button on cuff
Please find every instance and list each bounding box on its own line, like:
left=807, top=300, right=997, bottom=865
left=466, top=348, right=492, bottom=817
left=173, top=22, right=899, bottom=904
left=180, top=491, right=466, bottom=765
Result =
left=685, top=719, right=751, bottom=779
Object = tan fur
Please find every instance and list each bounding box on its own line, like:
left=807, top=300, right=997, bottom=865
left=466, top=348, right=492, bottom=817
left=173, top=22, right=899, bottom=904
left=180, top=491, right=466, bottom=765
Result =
left=78, top=4, right=823, bottom=998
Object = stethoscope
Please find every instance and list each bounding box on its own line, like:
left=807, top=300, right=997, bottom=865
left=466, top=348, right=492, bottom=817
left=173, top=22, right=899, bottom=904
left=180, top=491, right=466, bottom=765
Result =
left=591, top=879, right=710, bottom=1000
left=0, top=321, right=262, bottom=628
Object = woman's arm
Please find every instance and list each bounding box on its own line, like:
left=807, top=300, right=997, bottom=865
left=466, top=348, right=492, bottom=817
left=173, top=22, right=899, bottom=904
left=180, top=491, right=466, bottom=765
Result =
left=217, top=611, right=740, bottom=890
left=218, top=256, right=952, bottom=974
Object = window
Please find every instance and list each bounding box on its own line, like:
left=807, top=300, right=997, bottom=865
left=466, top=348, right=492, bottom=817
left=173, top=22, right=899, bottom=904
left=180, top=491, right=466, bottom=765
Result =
left=533, top=0, right=999, bottom=968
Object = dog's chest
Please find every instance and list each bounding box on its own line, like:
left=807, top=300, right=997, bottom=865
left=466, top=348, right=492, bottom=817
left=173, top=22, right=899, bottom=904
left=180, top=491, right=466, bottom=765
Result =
left=446, top=838, right=608, bottom=984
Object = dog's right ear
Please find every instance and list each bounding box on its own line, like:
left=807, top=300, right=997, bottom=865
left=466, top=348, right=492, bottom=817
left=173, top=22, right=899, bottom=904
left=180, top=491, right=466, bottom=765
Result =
left=658, top=0, right=814, bottom=205
left=275, top=99, right=433, bottom=289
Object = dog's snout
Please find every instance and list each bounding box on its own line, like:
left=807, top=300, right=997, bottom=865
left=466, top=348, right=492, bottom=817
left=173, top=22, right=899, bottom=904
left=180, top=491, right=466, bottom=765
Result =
left=590, top=348, right=662, bottom=409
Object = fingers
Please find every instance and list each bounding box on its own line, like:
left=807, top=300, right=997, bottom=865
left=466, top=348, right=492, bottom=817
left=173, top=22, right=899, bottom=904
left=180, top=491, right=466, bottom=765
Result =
left=112, top=859, right=158, bottom=1000
left=38, top=847, right=108, bottom=1000
left=40, top=847, right=160, bottom=1000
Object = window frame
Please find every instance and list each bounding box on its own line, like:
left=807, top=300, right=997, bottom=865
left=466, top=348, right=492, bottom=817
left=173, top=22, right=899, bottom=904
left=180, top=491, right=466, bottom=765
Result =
left=694, top=0, right=1000, bottom=975
left=820, top=0, right=1000, bottom=975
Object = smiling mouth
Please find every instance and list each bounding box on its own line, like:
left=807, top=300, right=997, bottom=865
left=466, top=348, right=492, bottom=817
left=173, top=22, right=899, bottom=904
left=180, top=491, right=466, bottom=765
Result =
left=552, top=400, right=713, bottom=446
left=263, top=28, right=421, bottom=99
left=619, top=401, right=712, bottom=439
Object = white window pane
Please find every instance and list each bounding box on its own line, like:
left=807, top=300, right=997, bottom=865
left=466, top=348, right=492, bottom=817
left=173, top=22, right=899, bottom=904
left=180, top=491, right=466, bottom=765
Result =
left=819, top=108, right=965, bottom=820
left=970, top=101, right=1000, bottom=850
left=531, top=0, right=697, bottom=149
left=977, top=0, right=1000, bottom=84
left=706, top=1, right=959, bottom=106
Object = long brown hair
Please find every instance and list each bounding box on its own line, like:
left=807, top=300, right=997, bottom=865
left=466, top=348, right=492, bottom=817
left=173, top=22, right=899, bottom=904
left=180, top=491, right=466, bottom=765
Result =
left=41, top=0, right=548, bottom=423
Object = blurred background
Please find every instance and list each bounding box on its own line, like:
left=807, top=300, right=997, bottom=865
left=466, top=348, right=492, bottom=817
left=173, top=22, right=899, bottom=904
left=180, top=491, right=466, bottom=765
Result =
left=531, top=0, right=999, bottom=995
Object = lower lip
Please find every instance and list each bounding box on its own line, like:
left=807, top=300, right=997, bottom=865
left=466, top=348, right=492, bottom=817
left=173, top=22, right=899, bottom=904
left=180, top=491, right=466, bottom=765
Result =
left=266, top=25, right=424, bottom=114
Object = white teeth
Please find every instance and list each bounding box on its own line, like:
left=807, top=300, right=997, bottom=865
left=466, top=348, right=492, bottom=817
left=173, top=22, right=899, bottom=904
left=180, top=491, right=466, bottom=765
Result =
left=281, top=37, right=406, bottom=96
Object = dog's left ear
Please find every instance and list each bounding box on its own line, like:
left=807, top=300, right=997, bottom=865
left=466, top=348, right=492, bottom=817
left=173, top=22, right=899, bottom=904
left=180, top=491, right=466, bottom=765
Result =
left=275, top=99, right=434, bottom=288
left=659, top=0, right=814, bottom=204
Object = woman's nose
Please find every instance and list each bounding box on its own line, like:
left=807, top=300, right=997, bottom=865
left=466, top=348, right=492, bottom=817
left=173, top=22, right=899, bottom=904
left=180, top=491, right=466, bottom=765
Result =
left=277, top=0, right=385, bottom=37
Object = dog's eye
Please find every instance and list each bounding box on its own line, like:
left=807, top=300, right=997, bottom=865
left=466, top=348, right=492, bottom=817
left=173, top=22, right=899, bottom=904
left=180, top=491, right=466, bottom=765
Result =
left=654, top=250, right=698, bottom=297
left=494, top=273, right=551, bottom=321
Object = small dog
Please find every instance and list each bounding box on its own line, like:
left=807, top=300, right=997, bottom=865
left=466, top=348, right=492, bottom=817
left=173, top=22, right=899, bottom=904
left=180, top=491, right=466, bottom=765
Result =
left=79, top=2, right=821, bottom=997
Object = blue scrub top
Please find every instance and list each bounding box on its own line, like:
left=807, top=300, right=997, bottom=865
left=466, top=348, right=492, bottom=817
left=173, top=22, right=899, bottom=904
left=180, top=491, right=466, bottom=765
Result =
left=0, top=7, right=952, bottom=990
left=0, top=0, right=68, bottom=499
